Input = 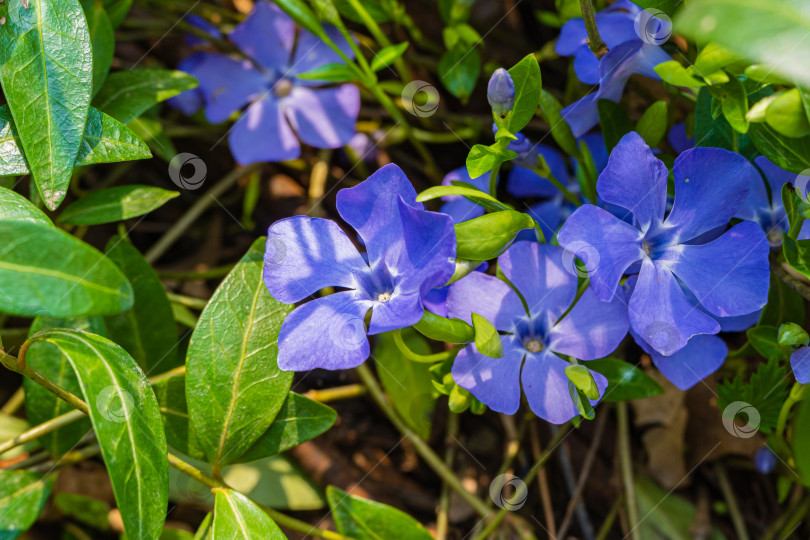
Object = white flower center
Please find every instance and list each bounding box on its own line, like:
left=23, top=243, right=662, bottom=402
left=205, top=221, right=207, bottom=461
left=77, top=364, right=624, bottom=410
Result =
left=525, top=339, right=543, bottom=353
left=274, top=78, right=293, bottom=98
left=377, top=292, right=392, bottom=303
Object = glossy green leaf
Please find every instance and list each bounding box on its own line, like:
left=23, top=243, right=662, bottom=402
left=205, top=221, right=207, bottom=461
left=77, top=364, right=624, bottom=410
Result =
left=296, top=62, right=357, bottom=83
left=675, top=0, right=810, bottom=88
left=413, top=309, right=474, bottom=344
left=472, top=312, right=503, bottom=359
left=371, top=43, right=408, bottom=72
left=273, top=0, right=326, bottom=38
left=0, top=0, right=93, bottom=210
left=327, top=486, right=433, bottom=540
left=152, top=373, right=204, bottom=460
left=465, top=141, right=517, bottom=178
left=23, top=317, right=103, bottom=457
left=31, top=329, right=168, bottom=540
left=565, top=364, right=600, bottom=400
left=765, top=88, right=810, bottom=138
left=83, top=0, right=115, bottom=96
left=750, top=123, right=810, bottom=173
left=0, top=186, right=51, bottom=225
left=693, top=43, right=739, bottom=76
left=636, top=101, right=668, bottom=148
left=654, top=61, right=705, bottom=87
left=94, top=70, right=198, bottom=124
left=0, top=106, right=151, bottom=176
left=104, top=235, right=181, bottom=373
left=454, top=210, right=534, bottom=260
left=747, top=325, right=786, bottom=360
left=588, top=357, right=664, bottom=402
left=0, top=221, right=133, bottom=317
left=538, top=90, right=579, bottom=157
left=58, top=185, right=178, bottom=225
left=416, top=185, right=510, bottom=212
left=438, top=45, right=480, bottom=101
left=212, top=488, right=285, bottom=539
left=759, top=273, right=805, bottom=327
left=711, top=76, right=749, bottom=133
left=186, top=238, right=293, bottom=470
left=0, top=470, right=55, bottom=539
left=597, top=99, right=633, bottom=152
left=507, top=54, right=542, bottom=133
left=374, top=331, right=437, bottom=439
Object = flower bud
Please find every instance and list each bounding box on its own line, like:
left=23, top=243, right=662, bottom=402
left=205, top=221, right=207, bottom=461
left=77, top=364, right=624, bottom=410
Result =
left=487, top=68, right=515, bottom=117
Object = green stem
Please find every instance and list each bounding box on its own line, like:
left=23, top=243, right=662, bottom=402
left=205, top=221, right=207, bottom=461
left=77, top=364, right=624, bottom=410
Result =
left=617, top=402, right=641, bottom=540
left=355, top=363, right=493, bottom=518
left=168, top=292, right=209, bottom=311
left=436, top=412, right=459, bottom=540
left=303, top=384, right=368, bottom=403
left=579, top=0, right=608, bottom=57
left=158, top=265, right=235, bottom=281
left=392, top=329, right=460, bottom=363
left=345, top=0, right=411, bottom=82
left=715, top=462, right=750, bottom=540
left=0, top=386, right=25, bottom=415
left=532, top=166, right=580, bottom=206
left=489, top=162, right=501, bottom=198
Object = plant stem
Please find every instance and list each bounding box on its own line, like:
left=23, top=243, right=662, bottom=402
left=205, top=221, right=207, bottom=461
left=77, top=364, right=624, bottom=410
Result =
left=489, top=162, right=501, bottom=198
left=532, top=166, right=580, bottom=206
left=392, top=329, right=460, bottom=363
left=158, top=265, right=235, bottom=281
left=303, top=384, right=367, bottom=403
left=0, top=386, right=25, bottom=415
left=345, top=0, right=411, bottom=82
left=145, top=163, right=264, bottom=263
left=579, top=0, right=608, bottom=58
left=355, top=363, right=493, bottom=518
left=617, top=402, right=641, bottom=540
left=167, top=292, right=209, bottom=311
left=772, top=261, right=810, bottom=302
left=715, top=462, right=750, bottom=540
left=436, top=412, right=459, bottom=540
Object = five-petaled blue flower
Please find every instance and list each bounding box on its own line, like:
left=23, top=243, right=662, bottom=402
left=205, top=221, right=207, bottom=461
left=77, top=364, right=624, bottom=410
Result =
left=556, top=0, right=671, bottom=137
left=173, top=2, right=360, bottom=165
left=448, top=242, right=629, bottom=423
left=263, top=164, right=456, bottom=371
left=558, top=132, right=770, bottom=357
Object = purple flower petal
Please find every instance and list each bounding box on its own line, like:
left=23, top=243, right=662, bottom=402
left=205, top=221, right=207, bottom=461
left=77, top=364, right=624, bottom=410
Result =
left=228, top=96, right=300, bottom=164
left=717, top=310, right=761, bottom=332
left=336, top=164, right=421, bottom=266
left=230, top=1, right=294, bottom=72
left=422, top=286, right=449, bottom=318
left=736, top=163, right=772, bottom=223
left=368, top=290, right=422, bottom=335
left=193, top=54, right=267, bottom=124
left=263, top=216, right=369, bottom=304
left=283, top=85, right=360, bottom=149
left=647, top=333, right=727, bottom=390
left=522, top=349, right=608, bottom=424
left=506, top=145, right=569, bottom=198
left=557, top=205, right=644, bottom=301
left=665, top=221, right=770, bottom=317
left=597, top=132, right=668, bottom=230
left=527, top=199, right=566, bottom=241
left=278, top=291, right=373, bottom=371
left=579, top=132, right=609, bottom=174
left=447, top=272, right=525, bottom=331
left=290, top=26, right=356, bottom=80
left=791, top=347, right=810, bottom=384
left=548, top=288, right=629, bottom=360
left=667, top=122, right=694, bottom=154
left=629, top=258, right=720, bottom=356
left=561, top=93, right=600, bottom=140
left=498, top=243, right=578, bottom=319
left=665, top=147, right=758, bottom=241
left=452, top=337, right=524, bottom=414
left=168, top=53, right=208, bottom=115
left=573, top=46, right=601, bottom=85
left=756, top=156, right=810, bottom=199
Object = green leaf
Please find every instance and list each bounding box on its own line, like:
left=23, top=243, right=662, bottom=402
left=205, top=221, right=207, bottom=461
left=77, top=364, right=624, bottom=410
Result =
left=710, top=76, right=749, bottom=133
left=0, top=470, right=55, bottom=539
left=765, top=88, right=810, bottom=138
left=635, top=475, right=725, bottom=540
left=0, top=186, right=51, bottom=225
left=588, top=357, right=664, bottom=402
left=0, top=0, right=93, bottom=210
left=212, top=488, right=285, bottom=539
left=32, top=328, right=168, bottom=540
left=413, top=309, right=474, bottom=344
left=0, top=106, right=151, bottom=177
left=83, top=0, right=115, bottom=96
left=371, top=42, right=408, bottom=72
left=0, top=221, right=133, bottom=317
left=438, top=46, right=480, bottom=101
left=750, top=123, right=810, bottom=173
left=327, top=486, right=433, bottom=540
left=654, top=61, right=706, bottom=87
left=94, top=70, right=198, bottom=124
left=152, top=373, right=204, bottom=460
left=57, top=185, right=178, bottom=226
left=23, top=317, right=103, bottom=457
left=675, top=0, right=810, bottom=88
left=104, top=235, right=182, bottom=373
left=636, top=101, right=668, bottom=148
left=633, top=0, right=683, bottom=16
left=565, top=364, right=600, bottom=400
left=747, top=325, right=786, bottom=360
left=693, top=43, right=740, bottom=76
left=296, top=62, right=357, bottom=83
left=454, top=210, right=534, bottom=260
left=334, top=0, right=391, bottom=23
left=465, top=142, right=517, bottom=179
left=597, top=99, right=633, bottom=152
left=53, top=493, right=111, bottom=531
left=717, top=353, right=789, bottom=434
left=273, top=0, right=327, bottom=38
left=791, top=397, right=810, bottom=486
left=695, top=88, right=757, bottom=158
left=472, top=312, right=503, bottom=359
left=127, top=115, right=176, bottom=163
left=759, top=273, right=805, bottom=327
left=507, top=54, right=542, bottom=133
left=237, top=392, right=337, bottom=462
left=186, top=238, right=293, bottom=470
left=783, top=234, right=810, bottom=280
left=568, top=382, right=595, bottom=420
left=416, top=185, right=510, bottom=212
left=538, top=90, right=579, bottom=157
left=99, top=0, right=131, bottom=27
left=374, top=331, right=437, bottom=439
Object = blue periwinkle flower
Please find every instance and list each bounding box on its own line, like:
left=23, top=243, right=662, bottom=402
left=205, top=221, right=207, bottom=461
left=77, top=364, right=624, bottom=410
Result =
left=754, top=447, right=778, bottom=474
left=487, top=68, right=515, bottom=117
left=558, top=132, right=770, bottom=358
left=263, top=164, right=456, bottom=371
left=448, top=242, right=629, bottom=423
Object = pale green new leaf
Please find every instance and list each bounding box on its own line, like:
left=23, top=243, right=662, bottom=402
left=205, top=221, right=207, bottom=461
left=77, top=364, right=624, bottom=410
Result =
left=94, top=70, right=199, bottom=124
left=212, top=488, right=286, bottom=540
